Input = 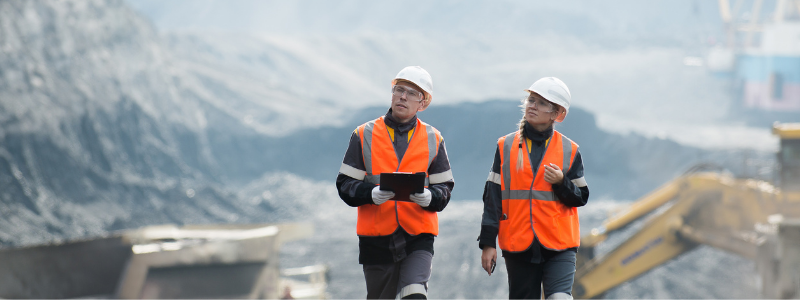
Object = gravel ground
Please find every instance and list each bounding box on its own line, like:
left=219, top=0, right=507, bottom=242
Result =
left=280, top=196, right=759, bottom=299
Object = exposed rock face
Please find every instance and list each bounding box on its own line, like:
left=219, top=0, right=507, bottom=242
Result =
left=0, top=0, right=767, bottom=247
left=0, top=0, right=267, bottom=246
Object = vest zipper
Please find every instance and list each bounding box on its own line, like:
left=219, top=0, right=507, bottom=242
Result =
left=525, top=134, right=553, bottom=237
left=384, top=119, right=419, bottom=230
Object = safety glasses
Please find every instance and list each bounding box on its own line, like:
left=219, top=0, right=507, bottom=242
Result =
left=527, top=97, right=557, bottom=113
left=392, top=85, right=424, bottom=102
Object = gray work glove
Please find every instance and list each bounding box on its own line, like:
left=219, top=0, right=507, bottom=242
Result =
left=371, top=186, right=395, bottom=205
left=409, top=188, right=432, bottom=207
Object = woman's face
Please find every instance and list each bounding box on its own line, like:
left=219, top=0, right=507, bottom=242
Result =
left=524, top=92, right=559, bottom=126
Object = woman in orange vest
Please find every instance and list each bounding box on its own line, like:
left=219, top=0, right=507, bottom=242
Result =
left=337, top=66, right=454, bottom=299
left=478, top=77, right=589, bottom=299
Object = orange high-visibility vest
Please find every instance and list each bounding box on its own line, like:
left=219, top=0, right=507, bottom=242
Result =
left=356, top=116, right=442, bottom=236
left=497, top=130, right=580, bottom=251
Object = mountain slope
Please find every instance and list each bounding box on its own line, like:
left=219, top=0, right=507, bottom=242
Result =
left=0, top=0, right=303, bottom=246
left=0, top=0, right=773, bottom=248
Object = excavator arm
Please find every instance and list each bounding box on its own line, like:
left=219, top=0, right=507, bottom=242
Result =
left=572, top=172, right=796, bottom=299
left=573, top=123, right=800, bottom=298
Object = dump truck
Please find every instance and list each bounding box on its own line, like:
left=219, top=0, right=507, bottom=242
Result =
left=0, top=223, right=328, bottom=299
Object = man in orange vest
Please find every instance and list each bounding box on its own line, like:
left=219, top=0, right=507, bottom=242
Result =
left=478, top=77, right=589, bottom=299
left=337, top=66, right=454, bottom=299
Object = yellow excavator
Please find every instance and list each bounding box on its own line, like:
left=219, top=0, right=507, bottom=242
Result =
left=573, top=122, right=800, bottom=299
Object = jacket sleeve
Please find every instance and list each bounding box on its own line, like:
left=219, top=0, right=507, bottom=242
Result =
left=552, top=149, right=589, bottom=207
left=478, top=145, right=502, bottom=249
left=336, top=130, right=376, bottom=207
left=424, top=138, right=454, bottom=212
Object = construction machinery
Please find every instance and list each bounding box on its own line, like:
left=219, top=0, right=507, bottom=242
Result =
left=573, top=122, right=800, bottom=299
left=707, top=0, right=800, bottom=112
left=0, top=223, right=329, bottom=299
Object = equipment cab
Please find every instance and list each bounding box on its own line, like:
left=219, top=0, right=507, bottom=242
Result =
left=774, top=123, right=800, bottom=195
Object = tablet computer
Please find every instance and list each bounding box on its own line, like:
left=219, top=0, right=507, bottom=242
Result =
left=379, top=172, right=426, bottom=202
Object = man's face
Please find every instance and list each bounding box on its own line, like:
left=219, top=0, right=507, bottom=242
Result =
left=391, top=81, right=425, bottom=123
left=524, top=92, right=559, bottom=126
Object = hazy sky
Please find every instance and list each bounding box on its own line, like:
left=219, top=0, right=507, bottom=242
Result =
left=126, top=0, right=725, bottom=45
left=125, top=0, right=783, bottom=151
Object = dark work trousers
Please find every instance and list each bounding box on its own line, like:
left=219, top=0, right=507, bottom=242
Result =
left=505, top=250, right=576, bottom=299
left=363, top=250, right=433, bottom=299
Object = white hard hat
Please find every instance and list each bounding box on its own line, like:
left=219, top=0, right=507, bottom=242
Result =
left=525, top=77, right=571, bottom=122
left=392, top=66, right=433, bottom=111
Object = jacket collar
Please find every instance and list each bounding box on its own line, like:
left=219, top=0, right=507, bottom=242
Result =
left=523, top=121, right=553, bottom=145
left=384, top=109, right=418, bottom=133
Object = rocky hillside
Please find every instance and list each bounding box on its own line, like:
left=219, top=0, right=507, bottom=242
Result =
left=0, top=2, right=776, bottom=298
left=0, top=0, right=312, bottom=247
left=0, top=0, right=775, bottom=248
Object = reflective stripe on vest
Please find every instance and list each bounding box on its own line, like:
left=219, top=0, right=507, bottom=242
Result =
left=498, top=130, right=580, bottom=251
left=356, top=116, right=441, bottom=236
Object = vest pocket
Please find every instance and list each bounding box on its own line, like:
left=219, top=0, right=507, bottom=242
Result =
left=554, top=215, right=579, bottom=244
left=357, top=206, right=377, bottom=235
